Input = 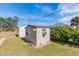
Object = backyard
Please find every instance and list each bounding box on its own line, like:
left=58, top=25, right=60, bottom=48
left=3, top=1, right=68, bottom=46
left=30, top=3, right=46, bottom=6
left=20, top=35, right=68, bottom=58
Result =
left=0, top=31, right=79, bottom=56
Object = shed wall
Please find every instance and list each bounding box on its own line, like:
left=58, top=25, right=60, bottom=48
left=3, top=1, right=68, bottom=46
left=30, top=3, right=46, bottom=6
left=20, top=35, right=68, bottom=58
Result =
left=19, top=27, right=26, bottom=38
left=25, top=26, right=36, bottom=44
left=36, top=28, right=50, bottom=47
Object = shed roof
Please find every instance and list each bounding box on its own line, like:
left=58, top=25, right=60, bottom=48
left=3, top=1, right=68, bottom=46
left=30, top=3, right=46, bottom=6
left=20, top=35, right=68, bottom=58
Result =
left=26, top=25, right=49, bottom=28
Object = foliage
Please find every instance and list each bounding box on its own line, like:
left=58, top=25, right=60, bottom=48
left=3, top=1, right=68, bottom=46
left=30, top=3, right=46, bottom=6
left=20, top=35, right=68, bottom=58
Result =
left=70, top=28, right=79, bottom=45
left=50, top=27, right=79, bottom=45
left=51, top=27, right=71, bottom=42
left=0, top=16, right=18, bottom=31
left=71, top=16, right=79, bottom=28
left=0, top=17, right=6, bottom=28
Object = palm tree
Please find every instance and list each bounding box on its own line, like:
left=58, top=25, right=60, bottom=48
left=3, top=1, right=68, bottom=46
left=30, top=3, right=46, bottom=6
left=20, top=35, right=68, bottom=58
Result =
left=71, top=16, right=79, bottom=28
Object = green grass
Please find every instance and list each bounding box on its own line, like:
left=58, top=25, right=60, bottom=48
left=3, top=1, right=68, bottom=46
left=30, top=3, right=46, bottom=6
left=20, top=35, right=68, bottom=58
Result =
left=0, top=31, right=79, bottom=56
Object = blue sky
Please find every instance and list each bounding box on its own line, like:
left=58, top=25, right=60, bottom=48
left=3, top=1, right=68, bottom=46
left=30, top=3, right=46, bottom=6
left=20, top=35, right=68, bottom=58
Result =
left=0, top=3, right=79, bottom=26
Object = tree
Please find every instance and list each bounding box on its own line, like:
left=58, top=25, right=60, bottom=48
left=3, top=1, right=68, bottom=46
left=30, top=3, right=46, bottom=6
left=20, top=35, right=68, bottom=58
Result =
left=0, top=16, right=19, bottom=31
left=0, top=17, right=6, bottom=28
left=71, top=16, right=79, bottom=28
left=3, top=17, right=19, bottom=31
left=14, top=16, right=19, bottom=28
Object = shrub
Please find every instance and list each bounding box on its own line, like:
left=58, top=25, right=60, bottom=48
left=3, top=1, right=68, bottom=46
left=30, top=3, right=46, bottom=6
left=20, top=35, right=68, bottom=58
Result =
left=70, top=28, right=79, bottom=45
left=51, top=27, right=79, bottom=45
left=3, top=26, right=16, bottom=31
left=50, top=27, right=71, bottom=42
left=51, top=28, right=61, bottom=41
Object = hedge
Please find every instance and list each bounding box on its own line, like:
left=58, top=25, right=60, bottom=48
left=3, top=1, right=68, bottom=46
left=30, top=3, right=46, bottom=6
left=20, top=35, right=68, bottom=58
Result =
left=50, top=27, right=79, bottom=45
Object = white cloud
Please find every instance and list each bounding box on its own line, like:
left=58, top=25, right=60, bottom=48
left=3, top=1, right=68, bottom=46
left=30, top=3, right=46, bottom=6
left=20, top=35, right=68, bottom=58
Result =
left=19, top=14, right=55, bottom=26
left=58, top=3, right=79, bottom=15
left=35, top=4, right=53, bottom=14
left=58, top=16, right=72, bottom=25
left=18, top=3, right=79, bottom=26
left=34, top=3, right=79, bottom=25
left=22, top=14, right=55, bottom=21
left=41, top=6, right=53, bottom=14
left=56, top=3, right=79, bottom=25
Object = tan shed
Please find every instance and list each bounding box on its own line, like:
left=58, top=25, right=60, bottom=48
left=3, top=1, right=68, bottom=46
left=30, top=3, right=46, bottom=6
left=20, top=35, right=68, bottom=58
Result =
left=25, top=25, right=50, bottom=47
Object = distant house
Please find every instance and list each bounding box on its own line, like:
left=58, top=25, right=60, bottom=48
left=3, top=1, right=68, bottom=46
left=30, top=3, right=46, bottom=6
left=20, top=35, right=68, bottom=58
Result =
left=50, top=23, right=69, bottom=28
left=25, top=25, right=50, bottom=47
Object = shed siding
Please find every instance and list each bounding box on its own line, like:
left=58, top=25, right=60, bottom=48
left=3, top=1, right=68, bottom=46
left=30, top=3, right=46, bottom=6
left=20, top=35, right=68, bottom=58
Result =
left=36, top=28, right=50, bottom=47
left=25, top=26, right=36, bottom=44
left=19, top=27, right=26, bottom=38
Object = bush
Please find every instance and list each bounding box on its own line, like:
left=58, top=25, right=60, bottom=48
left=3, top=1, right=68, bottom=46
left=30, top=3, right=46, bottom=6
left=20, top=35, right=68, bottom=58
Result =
left=70, top=28, right=79, bottom=45
left=50, top=27, right=79, bottom=45
left=3, top=26, right=16, bottom=31
left=51, top=27, right=71, bottom=42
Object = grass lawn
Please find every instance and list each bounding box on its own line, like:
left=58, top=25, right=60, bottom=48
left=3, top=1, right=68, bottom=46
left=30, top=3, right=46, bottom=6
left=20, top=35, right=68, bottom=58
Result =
left=0, top=31, right=79, bottom=56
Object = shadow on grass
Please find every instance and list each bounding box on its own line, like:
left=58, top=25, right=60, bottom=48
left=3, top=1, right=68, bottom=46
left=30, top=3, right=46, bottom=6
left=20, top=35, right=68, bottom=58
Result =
left=21, top=38, right=32, bottom=44
left=15, top=34, right=32, bottom=44
left=15, top=34, right=34, bottom=46
left=51, top=40, right=79, bottom=48
left=15, top=34, right=18, bottom=37
left=21, top=38, right=35, bottom=46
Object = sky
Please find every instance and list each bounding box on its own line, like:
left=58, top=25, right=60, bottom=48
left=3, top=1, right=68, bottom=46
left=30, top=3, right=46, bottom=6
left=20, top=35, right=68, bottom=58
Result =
left=0, top=3, right=79, bottom=27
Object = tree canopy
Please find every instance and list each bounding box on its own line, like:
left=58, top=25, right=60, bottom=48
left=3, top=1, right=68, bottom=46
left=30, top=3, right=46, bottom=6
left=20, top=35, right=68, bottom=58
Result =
left=0, top=16, right=19, bottom=31
left=71, top=16, right=79, bottom=28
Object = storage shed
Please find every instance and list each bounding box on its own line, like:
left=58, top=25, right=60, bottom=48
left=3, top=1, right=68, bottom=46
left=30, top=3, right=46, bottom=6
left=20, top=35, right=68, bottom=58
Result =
left=25, top=25, right=50, bottom=47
